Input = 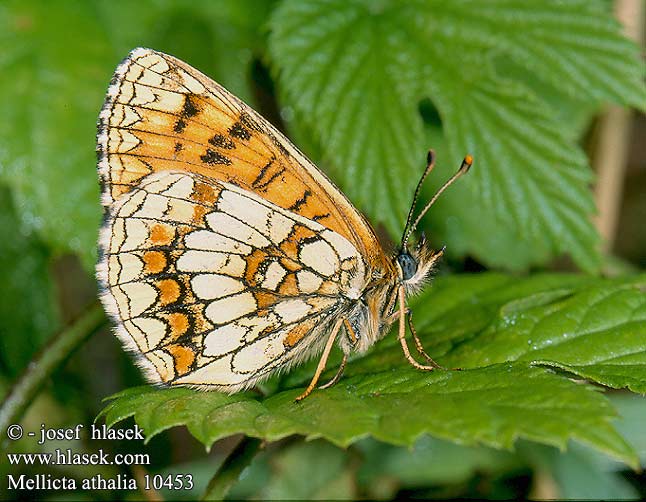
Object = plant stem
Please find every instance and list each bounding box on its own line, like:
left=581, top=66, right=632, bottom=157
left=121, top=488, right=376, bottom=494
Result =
left=201, top=437, right=262, bottom=500
left=593, top=0, right=644, bottom=253
left=0, top=301, right=106, bottom=448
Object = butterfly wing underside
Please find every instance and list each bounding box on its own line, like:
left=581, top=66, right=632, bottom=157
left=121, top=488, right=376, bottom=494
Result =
left=96, top=47, right=392, bottom=390
left=98, top=171, right=367, bottom=391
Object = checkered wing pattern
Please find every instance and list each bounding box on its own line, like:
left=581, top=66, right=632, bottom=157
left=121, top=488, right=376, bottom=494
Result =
left=98, top=171, right=368, bottom=391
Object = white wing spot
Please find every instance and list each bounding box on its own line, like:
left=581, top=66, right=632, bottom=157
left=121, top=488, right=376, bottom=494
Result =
left=207, top=212, right=270, bottom=248
left=184, top=230, right=252, bottom=255
left=141, top=172, right=184, bottom=194
left=232, top=335, right=286, bottom=373
left=219, top=190, right=298, bottom=245
left=116, top=189, right=146, bottom=218
left=115, top=253, right=144, bottom=284
left=174, top=355, right=247, bottom=386
left=137, top=52, right=170, bottom=73
left=160, top=174, right=195, bottom=199
left=147, top=349, right=175, bottom=382
left=299, top=240, right=338, bottom=276
left=203, top=324, right=247, bottom=357
left=321, top=230, right=357, bottom=260
left=119, top=282, right=156, bottom=318
left=121, top=219, right=150, bottom=252
left=191, top=274, right=244, bottom=300
left=297, top=270, right=323, bottom=294
left=176, top=251, right=245, bottom=276
left=177, top=68, right=206, bottom=94
left=267, top=211, right=295, bottom=243
left=205, top=292, right=257, bottom=324
left=259, top=261, right=287, bottom=291
left=132, top=316, right=166, bottom=351
left=131, top=193, right=169, bottom=220
left=274, top=299, right=312, bottom=323
left=165, top=198, right=198, bottom=223
left=238, top=314, right=280, bottom=343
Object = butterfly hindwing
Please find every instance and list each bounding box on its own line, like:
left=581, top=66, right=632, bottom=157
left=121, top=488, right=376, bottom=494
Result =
left=98, top=171, right=368, bottom=391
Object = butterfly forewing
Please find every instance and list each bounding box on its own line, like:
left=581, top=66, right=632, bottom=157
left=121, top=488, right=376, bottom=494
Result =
left=98, top=170, right=368, bottom=390
left=97, top=48, right=386, bottom=269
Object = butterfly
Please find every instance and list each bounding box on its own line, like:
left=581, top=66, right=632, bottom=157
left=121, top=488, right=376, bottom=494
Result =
left=96, top=48, right=471, bottom=401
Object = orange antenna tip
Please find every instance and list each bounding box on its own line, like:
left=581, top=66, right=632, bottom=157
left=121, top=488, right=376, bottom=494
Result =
left=460, top=155, right=473, bottom=174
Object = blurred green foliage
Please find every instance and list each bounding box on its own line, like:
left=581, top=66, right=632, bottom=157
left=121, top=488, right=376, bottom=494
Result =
left=0, top=186, right=60, bottom=376
left=1, top=0, right=645, bottom=500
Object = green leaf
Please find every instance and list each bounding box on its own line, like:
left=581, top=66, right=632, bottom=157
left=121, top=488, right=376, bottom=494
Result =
left=428, top=0, right=645, bottom=108
left=100, top=364, right=635, bottom=467
left=612, top=394, right=646, bottom=465
left=432, top=275, right=646, bottom=394
left=428, top=72, right=600, bottom=270
left=420, top=125, right=554, bottom=270
left=359, top=273, right=646, bottom=393
left=0, top=185, right=60, bottom=376
left=100, top=273, right=646, bottom=468
left=227, top=439, right=354, bottom=499
left=268, top=0, right=645, bottom=270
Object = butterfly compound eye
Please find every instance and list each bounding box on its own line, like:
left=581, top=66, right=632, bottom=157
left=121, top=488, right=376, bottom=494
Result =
left=397, top=253, right=418, bottom=281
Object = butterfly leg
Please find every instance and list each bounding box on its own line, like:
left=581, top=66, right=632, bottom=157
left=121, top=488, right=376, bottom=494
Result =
left=319, top=318, right=356, bottom=390
left=407, top=314, right=445, bottom=370
left=295, top=317, right=344, bottom=402
left=343, top=317, right=358, bottom=347
left=319, top=354, right=347, bottom=390
left=397, top=286, right=439, bottom=371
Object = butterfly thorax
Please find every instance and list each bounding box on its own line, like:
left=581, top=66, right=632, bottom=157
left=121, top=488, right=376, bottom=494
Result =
left=337, top=273, right=395, bottom=355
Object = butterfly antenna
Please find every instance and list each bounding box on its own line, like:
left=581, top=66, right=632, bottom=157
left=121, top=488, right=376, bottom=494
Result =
left=401, top=154, right=473, bottom=249
left=400, top=150, right=438, bottom=250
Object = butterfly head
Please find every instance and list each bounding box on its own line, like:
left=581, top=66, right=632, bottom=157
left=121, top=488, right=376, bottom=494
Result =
left=396, top=234, right=444, bottom=294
